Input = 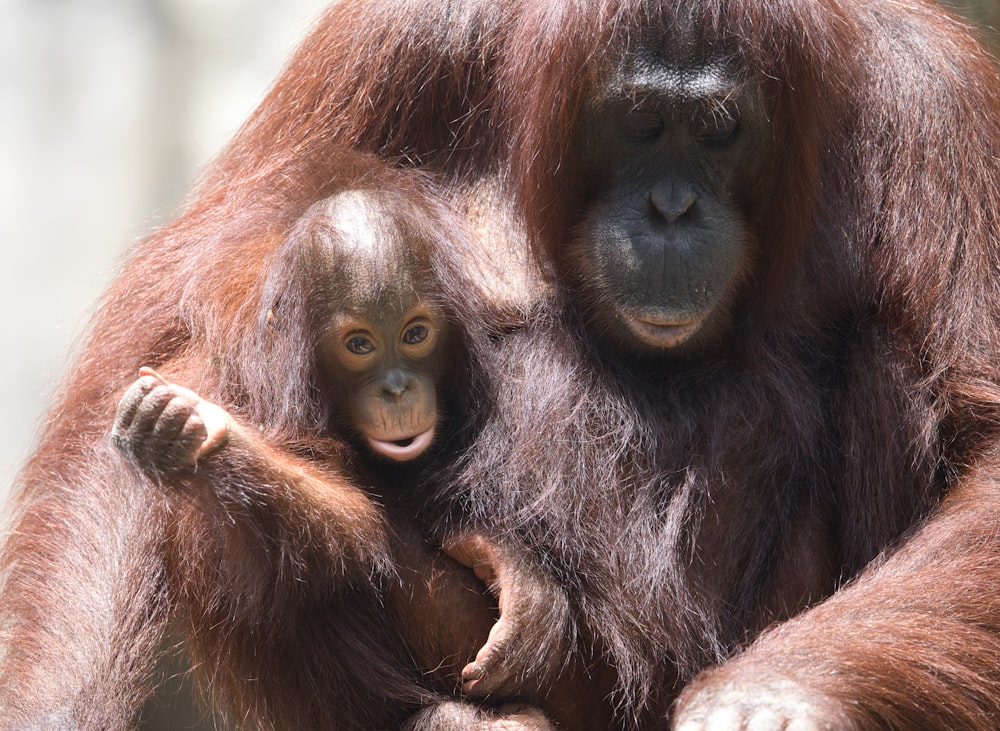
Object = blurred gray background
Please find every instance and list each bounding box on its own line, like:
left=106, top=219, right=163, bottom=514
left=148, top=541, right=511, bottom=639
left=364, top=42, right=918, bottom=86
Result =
left=1, top=0, right=999, bottom=512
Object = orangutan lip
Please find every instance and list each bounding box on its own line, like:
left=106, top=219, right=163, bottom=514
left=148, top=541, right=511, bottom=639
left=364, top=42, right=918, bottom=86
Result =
left=366, top=427, right=435, bottom=462
left=621, top=309, right=704, bottom=348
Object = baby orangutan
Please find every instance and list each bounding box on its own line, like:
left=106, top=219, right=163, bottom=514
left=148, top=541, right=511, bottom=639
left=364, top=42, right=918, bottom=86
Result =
left=111, top=179, right=586, bottom=729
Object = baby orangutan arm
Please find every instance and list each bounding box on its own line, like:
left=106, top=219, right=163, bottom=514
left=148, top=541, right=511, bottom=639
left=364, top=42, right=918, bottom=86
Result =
left=112, top=367, right=392, bottom=580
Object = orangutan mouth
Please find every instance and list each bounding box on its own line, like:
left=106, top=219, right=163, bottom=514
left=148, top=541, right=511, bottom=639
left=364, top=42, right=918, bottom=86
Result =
left=620, top=308, right=705, bottom=349
left=366, top=427, right=435, bottom=461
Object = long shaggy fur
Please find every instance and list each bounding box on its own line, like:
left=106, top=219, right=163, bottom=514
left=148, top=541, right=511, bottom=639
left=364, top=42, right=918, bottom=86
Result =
left=445, top=0, right=1000, bottom=727
left=0, top=2, right=513, bottom=726
left=4, top=0, right=1000, bottom=729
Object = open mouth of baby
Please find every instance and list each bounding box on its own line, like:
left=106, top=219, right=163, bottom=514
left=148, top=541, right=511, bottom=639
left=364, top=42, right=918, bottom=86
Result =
left=366, top=427, right=434, bottom=461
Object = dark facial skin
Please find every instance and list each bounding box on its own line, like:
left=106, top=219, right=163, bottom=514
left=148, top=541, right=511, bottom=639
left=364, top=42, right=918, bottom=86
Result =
left=574, top=57, right=770, bottom=355
left=322, top=300, right=448, bottom=461
left=310, top=191, right=451, bottom=462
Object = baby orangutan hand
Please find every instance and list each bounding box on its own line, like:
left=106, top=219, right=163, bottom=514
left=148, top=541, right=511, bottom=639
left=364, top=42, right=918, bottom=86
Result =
left=112, top=367, right=230, bottom=475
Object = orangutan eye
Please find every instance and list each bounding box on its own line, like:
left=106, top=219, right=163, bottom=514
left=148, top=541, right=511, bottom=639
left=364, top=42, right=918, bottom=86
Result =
left=345, top=336, right=375, bottom=355
left=693, top=106, right=739, bottom=148
left=402, top=324, right=429, bottom=345
left=621, top=102, right=664, bottom=142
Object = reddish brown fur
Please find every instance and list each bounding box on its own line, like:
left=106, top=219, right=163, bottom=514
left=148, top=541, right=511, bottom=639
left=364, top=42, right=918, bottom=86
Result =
left=444, top=0, right=1000, bottom=728
left=0, top=2, right=518, bottom=720
left=0, top=17, right=516, bottom=729
left=0, top=141, right=496, bottom=728
left=151, top=174, right=496, bottom=724
left=163, top=166, right=558, bottom=728
left=5, top=0, right=1000, bottom=729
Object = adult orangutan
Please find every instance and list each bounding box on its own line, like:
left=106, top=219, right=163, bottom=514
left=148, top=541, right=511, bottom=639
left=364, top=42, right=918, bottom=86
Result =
left=4, top=1, right=1000, bottom=731
left=443, top=1, right=1000, bottom=729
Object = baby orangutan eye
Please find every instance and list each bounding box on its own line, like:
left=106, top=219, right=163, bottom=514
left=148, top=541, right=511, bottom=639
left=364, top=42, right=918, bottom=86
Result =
left=346, top=336, right=375, bottom=355
left=402, top=324, right=429, bottom=345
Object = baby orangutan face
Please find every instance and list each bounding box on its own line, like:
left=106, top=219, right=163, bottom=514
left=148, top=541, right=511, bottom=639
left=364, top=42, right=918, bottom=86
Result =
left=307, top=189, right=453, bottom=462
left=324, top=301, right=449, bottom=461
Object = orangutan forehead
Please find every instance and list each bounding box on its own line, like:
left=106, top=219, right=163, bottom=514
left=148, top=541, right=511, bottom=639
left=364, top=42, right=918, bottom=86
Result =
left=611, top=60, right=738, bottom=104
left=319, top=190, right=407, bottom=255
left=315, top=191, right=430, bottom=269
left=303, top=189, right=436, bottom=314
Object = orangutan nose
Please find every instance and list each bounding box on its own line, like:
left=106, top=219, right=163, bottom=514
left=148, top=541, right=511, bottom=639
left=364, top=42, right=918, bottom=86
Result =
left=382, top=369, right=410, bottom=398
left=650, top=184, right=697, bottom=224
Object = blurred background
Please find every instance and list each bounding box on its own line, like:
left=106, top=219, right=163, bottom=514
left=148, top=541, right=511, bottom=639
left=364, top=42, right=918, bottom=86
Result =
left=0, top=0, right=998, bottom=726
